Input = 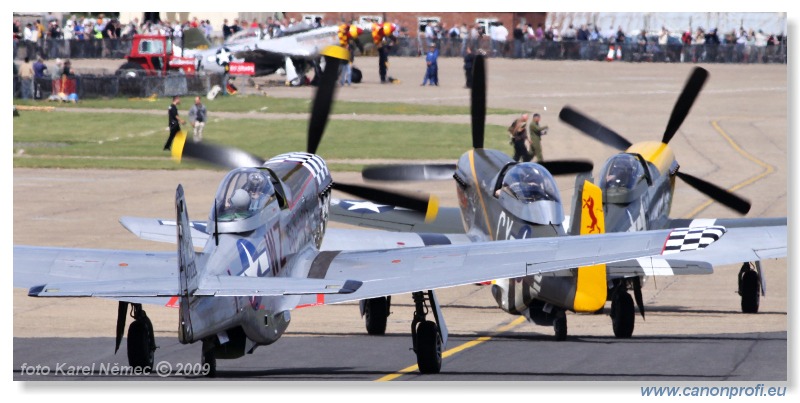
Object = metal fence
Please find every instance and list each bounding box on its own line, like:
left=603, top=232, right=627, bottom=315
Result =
left=12, top=36, right=788, bottom=64
left=392, top=37, right=788, bottom=64
left=13, top=72, right=225, bottom=100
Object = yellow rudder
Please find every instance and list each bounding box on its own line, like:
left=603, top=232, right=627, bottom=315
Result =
left=573, top=180, right=608, bottom=312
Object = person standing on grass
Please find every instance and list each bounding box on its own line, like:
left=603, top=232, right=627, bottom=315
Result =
left=163, top=96, right=186, bottom=151
left=187, top=96, right=207, bottom=143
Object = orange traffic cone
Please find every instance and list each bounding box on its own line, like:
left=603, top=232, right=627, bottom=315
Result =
left=606, top=45, right=615, bottom=61
left=616, top=46, right=622, bottom=60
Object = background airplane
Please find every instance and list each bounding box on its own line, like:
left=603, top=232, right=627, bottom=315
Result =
left=558, top=66, right=787, bottom=337
left=328, top=57, right=787, bottom=341
left=14, top=49, right=733, bottom=377
left=185, top=21, right=395, bottom=85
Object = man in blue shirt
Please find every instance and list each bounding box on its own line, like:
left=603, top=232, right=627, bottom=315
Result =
left=32, top=57, right=48, bottom=78
left=421, top=43, right=439, bottom=86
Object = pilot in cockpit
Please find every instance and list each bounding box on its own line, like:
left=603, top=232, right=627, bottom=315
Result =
left=219, top=169, right=275, bottom=220
left=604, top=155, right=638, bottom=189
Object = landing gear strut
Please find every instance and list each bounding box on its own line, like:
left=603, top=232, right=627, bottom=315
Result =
left=738, top=262, right=761, bottom=313
left=411, top=291, right=445, bottom=374
left=610, top=282, right=635, bottom=338
left=363, top=296, right=391, bottom=335
left=127, top=304, right=156, bottom=370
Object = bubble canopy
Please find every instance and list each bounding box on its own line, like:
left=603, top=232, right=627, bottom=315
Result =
left=213, top=167, right=276, bottom=223
left=498, top=163, right=561, bottom=204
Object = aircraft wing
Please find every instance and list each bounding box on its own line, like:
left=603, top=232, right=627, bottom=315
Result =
left=665, top=217, right=787, bottom=230
left=329, top=199, right=466, bottom=233
left=605, top=223, right=786, bottom=278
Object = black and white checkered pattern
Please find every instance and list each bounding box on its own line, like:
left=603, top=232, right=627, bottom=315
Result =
left=662, top=226, right=726, bottom=255
left=269, top=152, right=330, bottom=185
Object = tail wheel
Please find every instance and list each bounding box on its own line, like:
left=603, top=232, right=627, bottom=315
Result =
left=611, top=290, right=635, bottom=338
left=739, top=269, right=761, bottom=313
left=365, top=297, right=389, bottom=335
left=415, top=320, right=442, bottom=374
left=127, top=320, right=155, bottom=369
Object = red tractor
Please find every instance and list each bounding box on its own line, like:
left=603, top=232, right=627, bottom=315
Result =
left=116, top=34, right=196, bottom=77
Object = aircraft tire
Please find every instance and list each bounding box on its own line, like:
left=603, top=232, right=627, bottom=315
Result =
left=611, top=291, right=635, bottom=338
left=739, top=269, right=760, bottom=313
left=553, top=314, right=567, bottom=341
left=127, top=320, right=155, bottom=370
left=351, top=67, right=363, bottom=83
left=415, top=320, right=442, bottom=374
left=364, top=297, right=388, bottom=335
left=202, top=348, right=217, bottom=378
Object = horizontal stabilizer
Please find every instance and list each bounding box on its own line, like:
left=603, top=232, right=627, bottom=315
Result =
left=195, top=276, right=362, bottom=296
left=29, top=276, right=362, bottom=298
left=29, top=277, right=179, bottom=298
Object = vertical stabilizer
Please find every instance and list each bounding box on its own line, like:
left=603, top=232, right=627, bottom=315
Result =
left=176, top=185, right=198, bottom=343
left=573, top=180, right=608, bottom=312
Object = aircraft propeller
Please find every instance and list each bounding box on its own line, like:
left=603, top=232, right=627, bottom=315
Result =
left=361, top=54, right=593, bottom=182
left=176, top=51, right=438, bottom=218
left=558, top=67, right=751, bottom=215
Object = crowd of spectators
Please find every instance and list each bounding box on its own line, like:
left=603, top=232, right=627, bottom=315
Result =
left=417, top=21, right=786, bottom=64
left=12, top=14, right=787, bottom=64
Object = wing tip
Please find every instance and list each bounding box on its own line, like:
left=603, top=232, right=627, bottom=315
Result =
left=341, top=280, right=363, bottom=294
left=28, top=285, right=45, bottom=297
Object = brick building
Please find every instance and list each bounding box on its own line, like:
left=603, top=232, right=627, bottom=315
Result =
left=283, top=12, right=547, bottom=38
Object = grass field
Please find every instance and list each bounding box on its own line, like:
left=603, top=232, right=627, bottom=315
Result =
left=13, top=95, right=522, bottom=115
left=13, top=98, right=515, bottom=170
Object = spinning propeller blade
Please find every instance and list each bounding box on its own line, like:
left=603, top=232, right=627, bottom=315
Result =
left=662, top=67, right=708, bottom=145
left=559, top=106, right=632, bottom=151
left=471, top=55, right=486, bottom=149
left=676, top=171, right=751, bottom=215
left=307, top=54, right=344, bottom=155
left=361, top=164, right=457, bottom=181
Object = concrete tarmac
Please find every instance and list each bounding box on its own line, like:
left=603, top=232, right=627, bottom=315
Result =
left=12, top=57, right=788, bottom=383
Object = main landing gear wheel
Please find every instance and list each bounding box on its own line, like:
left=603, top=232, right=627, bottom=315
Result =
left=202, top=341, right=217, bottom=378
left=415, top=320, right=442, bottom=374
left=553, top=313, right=567, bottom=341
left=364, top=297, right=390, bottom=335
left=127, top=306, right=156, bottom=370
left=411, top=291, right=443, bottom=374
left=611, top=289, right=635, bottom=338
left=739, top=263, right=761, bottom=313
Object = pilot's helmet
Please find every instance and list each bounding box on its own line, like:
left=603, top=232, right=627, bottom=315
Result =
left=246, top=172, right=264, bottom=194
left=248, top=172, right=263, bottom=187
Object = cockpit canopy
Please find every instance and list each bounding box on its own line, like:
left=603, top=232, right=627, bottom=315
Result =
left=213, top=168, right=275, bottom=225
left=599, top=153, right=649, bottom=204
left=499, top=163, right=561, bottom=204
left=495, top=162, right=563, bottom=225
